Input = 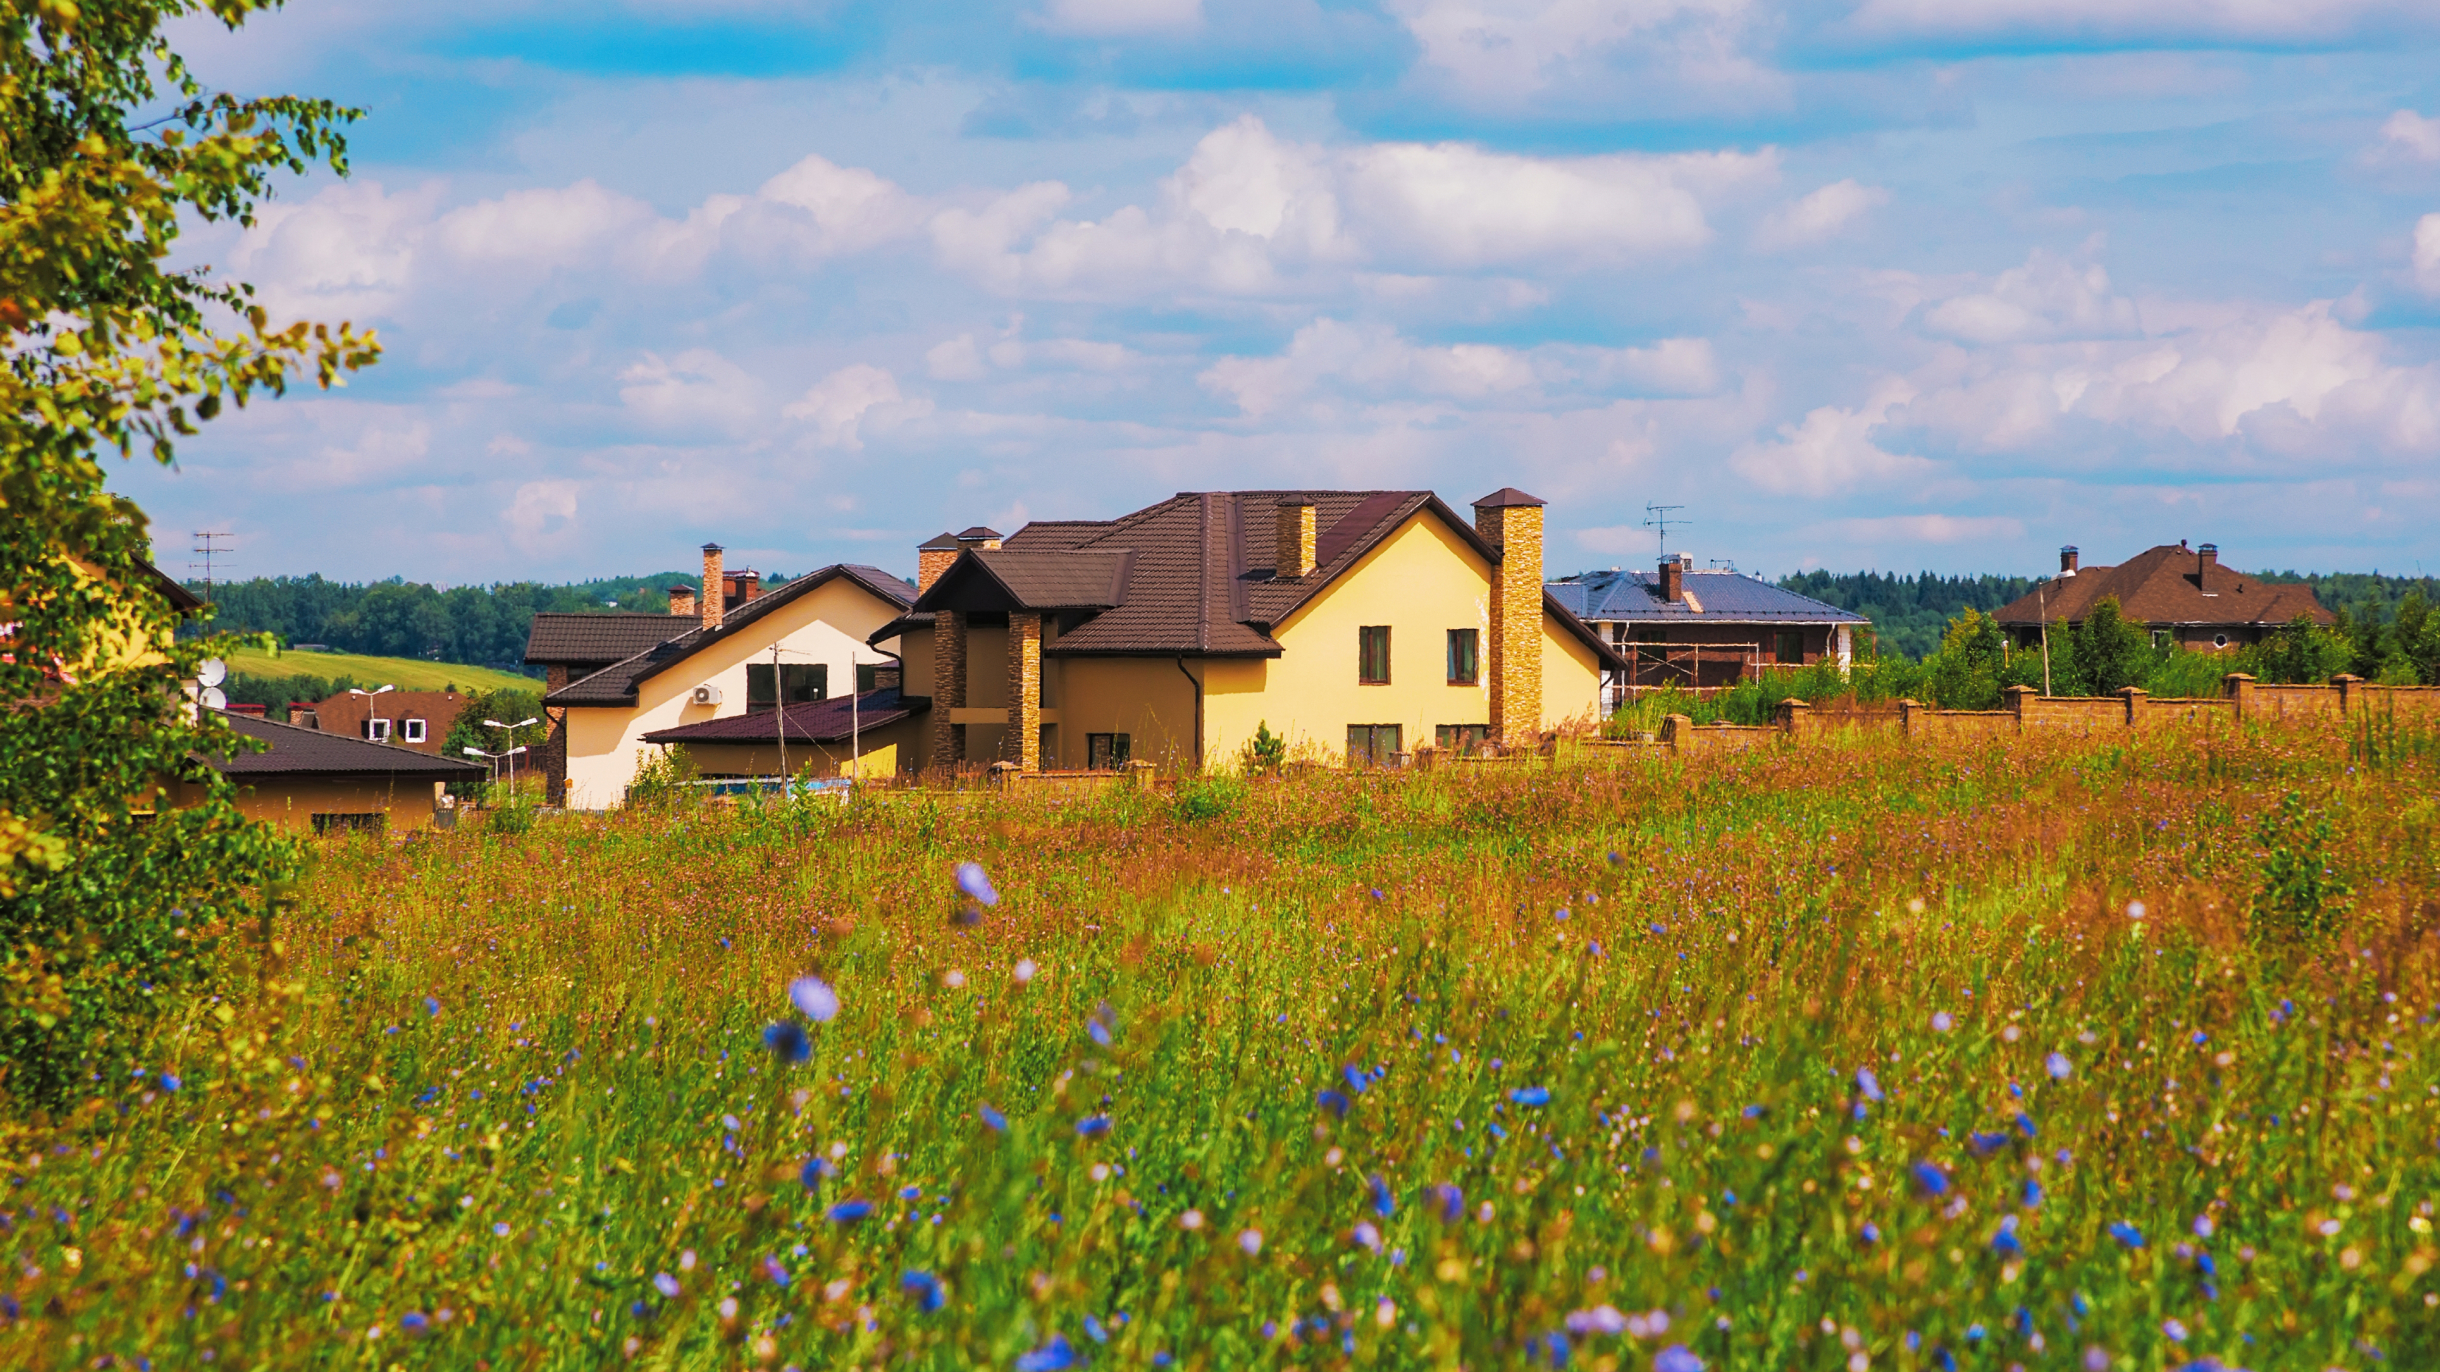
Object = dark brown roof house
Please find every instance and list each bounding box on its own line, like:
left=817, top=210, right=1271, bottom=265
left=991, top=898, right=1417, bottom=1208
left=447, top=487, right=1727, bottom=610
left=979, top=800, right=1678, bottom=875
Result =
left=1993, top=541, right=2334, bottom=654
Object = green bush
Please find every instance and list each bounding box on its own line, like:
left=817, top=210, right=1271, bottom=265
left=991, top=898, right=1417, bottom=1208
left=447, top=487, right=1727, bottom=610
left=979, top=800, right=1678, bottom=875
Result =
left=2248, top=792, right=2349, bottom=946
left=1172, top=774, right=1246, bottom=823
left=1241, top=720, right=1288, bottom=776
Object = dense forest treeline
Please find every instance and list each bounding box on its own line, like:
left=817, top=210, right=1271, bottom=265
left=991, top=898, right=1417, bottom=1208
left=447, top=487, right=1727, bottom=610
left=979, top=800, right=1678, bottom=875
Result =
left=1772, top=571, right=2036, bottom=660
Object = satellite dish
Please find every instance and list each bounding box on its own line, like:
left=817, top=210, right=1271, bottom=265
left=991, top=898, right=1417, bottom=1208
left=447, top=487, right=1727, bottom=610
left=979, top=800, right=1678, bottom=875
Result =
left=197, top=658, right=227, bottom=687
left=199, top=686, right=228, bottom=711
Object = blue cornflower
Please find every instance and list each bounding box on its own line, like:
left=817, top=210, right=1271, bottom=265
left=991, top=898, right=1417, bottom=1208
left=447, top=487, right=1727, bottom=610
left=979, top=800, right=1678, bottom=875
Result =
left=1083, top=1315, right=1109, bottom=1343
left=2023, top=1179, right=2044, bottom=1208
left=1015, top=1334, right=1078, bottom=1371
left=1511, top=1086, right=1551, bottom=1107
left=956, top=861, right=999, bottom=907
left=159, top=1074, right=182, bottom=1093
left=1654, top=1346, right=1704, bottom=1372
left=1855, top=1067, right=1884, bottom=1102
left=1429, top=1183, right=1464, bottom=1223
left=1316, top=1089, right=1351, bottom=1119
left=801, top=1157, right=836, bottom=1191
left=399, top=1312, right=430, bottom=1337
left=789, top=977, right=840, bottom=1023
left=1992, top=1215, right=2023, bottom=1256
left=1368, top=1173, right=1395, bottom=1218
left=1087, top=1020, right=1112, bottom=1048
left=2015, top=1112, right=2038, bottom=1138
left=900, top=1270, right=944, bottom=1313
left=827, top=1200, right=873, bottom=1223
left=1342, top=1064, right=1371, bottom=1094
left=1859, top=1222, right=1882, bottom=1244
left=424, top=997, right=441, bottom=1016
left=652, top=1273, right=680, bottom=1299
left=1910, top=1161, right=1949, bottom=1197
left=978, top=1103, right=1007, bottom=1132
left=2045, top=1051, right=2072, bottom=1080
left=2109, top=1221, right=2144, bottom=1249
left=1968, top=1131, right=2011, bottom=1157
left=763, top=1021, right=810, bottom=1064
left=1076, top=1114, right=1112, bottom=1138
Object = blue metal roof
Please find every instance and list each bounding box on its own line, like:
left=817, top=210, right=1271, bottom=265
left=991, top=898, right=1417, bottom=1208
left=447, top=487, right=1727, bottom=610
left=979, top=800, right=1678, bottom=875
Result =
left=1547, top=569, right=1868, bottom=624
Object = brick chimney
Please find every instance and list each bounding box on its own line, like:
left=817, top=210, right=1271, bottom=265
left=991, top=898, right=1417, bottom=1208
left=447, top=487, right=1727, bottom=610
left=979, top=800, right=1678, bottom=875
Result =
left=2059, top=545, right=2079, bottom=576
left=957, top=526, right=1004, bottom=552
left=668, top=584, right=697, bottom=617
left=700, top=544, right=724, bottom=630
left=1273, top=495, right=1317, bottom=579
left=2197, top=543, right=2218, bottom=579
left=726, top=569, right=761, bottom=607
left=1659, top=553, right=1685, bottom=604
left=917, top=532, right=962, bottom=594
left=1472, top=487, right=1546, bottom=746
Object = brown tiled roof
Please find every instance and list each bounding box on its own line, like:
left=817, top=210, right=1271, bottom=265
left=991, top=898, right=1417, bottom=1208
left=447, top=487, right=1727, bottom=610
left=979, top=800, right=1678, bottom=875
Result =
left=545, top=564, right=915, bottom=708
left=524, top=611, right=689, bottom=667
left=139, top=559, right=206, bottom=614
left=1993, top=544, right=2333, bottom=629
left=639, top=687, right=923, bottom=745
left=955, top=550, right=1133, bottom=610
left=904, top=491, right=1626, bottom=667
left=200, top=710, right=486, bottom=777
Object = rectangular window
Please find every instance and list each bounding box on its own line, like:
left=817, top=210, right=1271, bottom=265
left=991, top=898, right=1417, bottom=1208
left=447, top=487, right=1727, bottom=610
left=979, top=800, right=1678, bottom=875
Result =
left=1775, top=631, right=1804, bottom=664
left=1088, top=733, right=1131, bottom=770
left=746, top=662, right=829, bottom=710
left=402, top=717, right=427, bottom=744
left=1358, top=625, right=1392, bottom=684
left=1435, top=724, right=1489, bottom=754
left=311, top=812, right=385, bottom=836
left=363, top=718, right=391, bottom=742
left=1346, top=724, right=1402, bottom=767
left=856, top=663, right=884, bottom=694
left=1446, top=628, right=1479, bottom=685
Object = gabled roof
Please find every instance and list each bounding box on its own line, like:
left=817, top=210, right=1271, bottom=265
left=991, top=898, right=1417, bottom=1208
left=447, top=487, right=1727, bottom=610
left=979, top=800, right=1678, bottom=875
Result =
left=546, top=564, right=915, bottom=708
left=1992, top=545, right=2332, bottom=628
left=200, top=711, right=486, bottom=777
left=524, top=611, right=690, bottom=667
left=640, top=687, right=924, bottom=745
left=140, top=559, right=206, bottom=614
left=1549, top=569, right=1870, bottom=625
left=894, top=490, right=1625, bottom=667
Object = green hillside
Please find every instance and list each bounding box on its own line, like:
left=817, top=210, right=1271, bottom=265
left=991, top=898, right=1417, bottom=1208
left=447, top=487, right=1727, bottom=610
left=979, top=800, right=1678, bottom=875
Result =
left=222, top=645, right=537, bottom=696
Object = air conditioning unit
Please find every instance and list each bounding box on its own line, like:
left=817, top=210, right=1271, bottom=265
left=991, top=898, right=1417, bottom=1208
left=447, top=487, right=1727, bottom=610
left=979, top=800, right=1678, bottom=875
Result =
left=691, top=684, right=723, bottom=706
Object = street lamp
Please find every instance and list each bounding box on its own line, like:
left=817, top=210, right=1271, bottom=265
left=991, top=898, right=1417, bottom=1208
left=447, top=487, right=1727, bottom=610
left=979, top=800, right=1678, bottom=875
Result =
left=462, top=744, right=527, bottom=793
left=482, top=717, right=539, bottom=792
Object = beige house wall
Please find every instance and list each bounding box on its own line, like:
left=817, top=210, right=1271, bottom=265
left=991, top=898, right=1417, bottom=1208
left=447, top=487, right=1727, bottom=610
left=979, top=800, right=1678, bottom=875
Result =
left=563, top=578, right=906, bottom=808
left=177, top=776, right=450, bottom=832
left=1541, top=621, right=1605, bottom=734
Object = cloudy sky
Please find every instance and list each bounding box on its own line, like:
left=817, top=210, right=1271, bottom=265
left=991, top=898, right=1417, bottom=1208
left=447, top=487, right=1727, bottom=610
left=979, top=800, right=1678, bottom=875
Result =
left=118, top=0, right=2440, bottom=586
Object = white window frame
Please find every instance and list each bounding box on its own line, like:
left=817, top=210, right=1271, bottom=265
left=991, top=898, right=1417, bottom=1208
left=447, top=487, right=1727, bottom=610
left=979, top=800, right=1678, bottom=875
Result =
left=365, top=717, right=392, bottom=742
left=402, top=717, right=427, bottom=744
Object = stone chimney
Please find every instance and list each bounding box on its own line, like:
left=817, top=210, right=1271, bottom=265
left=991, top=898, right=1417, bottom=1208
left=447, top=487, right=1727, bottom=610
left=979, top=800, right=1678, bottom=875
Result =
left=917, top=532, right=962, bottom=594
left=2059, top=546, right=2079, bottom=576
left=1659, top=553, right=1685, bottom=604
left=1273, top=495, right=1317, bottom=579
left=668, top=584, right=697, bottom=617
left=700, top=544, right=724, bottom=630
left=1472, top=487, right=1547, bottom=747
left=2197, top=543, right=2218, bottom=579
left=957, top=526, right=1004, bottom=552
left=726, top=569, right=761, bottom=607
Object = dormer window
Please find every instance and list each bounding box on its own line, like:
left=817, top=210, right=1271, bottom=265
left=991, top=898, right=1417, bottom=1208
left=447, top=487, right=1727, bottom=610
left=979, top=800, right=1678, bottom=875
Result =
left=364, top=718, right=392, bottom=742
left=402, top=718, right=427, bottom=744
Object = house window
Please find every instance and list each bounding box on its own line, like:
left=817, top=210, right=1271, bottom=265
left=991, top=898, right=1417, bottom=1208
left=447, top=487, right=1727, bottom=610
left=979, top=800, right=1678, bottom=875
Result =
left=1435, top=724, right=1489, bottom=754
left=1088, top=733, right=1131, bottom=770
left=2211, top=633, right=2229, bottom=650
left=312, top=812, right=385, bottom=835
left=1446, top=628, right=1479, bottom=685
left=2152, top=629, right=2170, bottom=651
left=363, top=718, right=392, bottom=742
left=1358, top=626, right=1392, bottom=684
left=1346, top=724, right=1402, bottom=767
left=1775, top=631, right=1804, bottom=664
left=402, top=717, right=427, bottom=743
left=746, top=662, right=828, bottom=710
left=856, top=663, right=884, bottom=694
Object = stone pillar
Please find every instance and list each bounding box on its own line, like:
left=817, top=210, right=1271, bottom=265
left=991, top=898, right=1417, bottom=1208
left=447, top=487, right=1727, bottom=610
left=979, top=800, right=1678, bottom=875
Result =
left=699, top=544, right=725, bottom=630
left=1005, top=612, right=1042, bottom=771
left=2221, top=672, right=2255, bottom=722
left=1660, top=713, right=1694, bottom=754
left=1273, top=497, right=1316, bottom=578
left=1898, top=698, right=1922, bottom=740
left=1777, top=698, right=1811, bottom=735
left=2333, top=673, right=2362, bottom=715
left=931, top=610, right=968, bottom=770
left=1471, top=488, right=1547, bottom=748
left=2004, top=683, right=2037, bottom=725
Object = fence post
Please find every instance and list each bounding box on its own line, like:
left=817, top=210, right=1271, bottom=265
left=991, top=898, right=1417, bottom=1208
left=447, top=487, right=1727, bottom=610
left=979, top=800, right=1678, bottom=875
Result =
left=2221, top=672, right=2255, bottom=723
left=1898, top=698, right=1921, bottom=740
left=2332, top=673, right=2361, bottom=715
left=1123, top=758, right=1155, bottom=789
left=1661, top=713, right=1694, bottom=754
left=2004, top=683, right=2037, bottom=730
left=1777, top=698, right=1811, bottom=735
left=2119, top=685, right=2147, bottom=727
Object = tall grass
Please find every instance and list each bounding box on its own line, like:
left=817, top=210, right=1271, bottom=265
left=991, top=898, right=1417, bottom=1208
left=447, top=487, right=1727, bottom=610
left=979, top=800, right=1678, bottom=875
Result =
left=6, top=722, right=2436, bottom=1370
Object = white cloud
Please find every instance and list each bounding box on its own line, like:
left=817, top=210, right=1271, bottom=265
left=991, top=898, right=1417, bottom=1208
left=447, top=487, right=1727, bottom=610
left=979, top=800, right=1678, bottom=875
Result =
left=1918, top=249, right=2143, bottom=344
left=1730, top=378, right=1934, bottom=496
left=506, top=480, right=580, bottom=549
left=1036, top=0, right=1201, bottom=35
left=934, top=116, right=1771, bottom=298
left=783, top=365, right=910, bottom=450
left=433, top=180, right=660, bottom=265
left=2372, top=110, right=2440, bottom=163
left=2415, top=213, right=2440, bottom=293
left=1389, top=0, right=1775, bottom=106
left=1844, top=0, right=2425, bottom=43
left=1830, top=513, right=2026, bottom=545
left=619, top=349, right=764, bottom=434
left=1753, top=180, right=1888, bottom=251
left=226, top=180, right=441, bottom=322
left=1199, top=318, right=1720, bottom=417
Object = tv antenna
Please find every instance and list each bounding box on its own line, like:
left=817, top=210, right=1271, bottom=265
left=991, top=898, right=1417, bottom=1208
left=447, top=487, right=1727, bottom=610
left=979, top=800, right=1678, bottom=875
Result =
left=1642, top=504, right=1687, bottom=556
left=190, top=531, right=233, bottom=601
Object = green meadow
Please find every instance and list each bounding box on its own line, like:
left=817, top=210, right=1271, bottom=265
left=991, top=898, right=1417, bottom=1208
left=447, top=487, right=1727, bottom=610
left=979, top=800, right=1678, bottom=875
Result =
left=7, top=723, right=2436, bottom=1370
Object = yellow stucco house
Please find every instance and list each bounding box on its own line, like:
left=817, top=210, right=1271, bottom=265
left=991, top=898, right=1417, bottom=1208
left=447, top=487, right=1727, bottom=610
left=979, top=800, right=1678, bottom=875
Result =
left=874, top=488, right=1623, bottom=772
left=536, top=545, right=916, bottom=808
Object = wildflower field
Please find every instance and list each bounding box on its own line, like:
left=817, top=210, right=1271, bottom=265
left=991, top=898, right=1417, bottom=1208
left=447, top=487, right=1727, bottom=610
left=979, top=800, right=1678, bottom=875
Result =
left=9, top=723, right=2438, bottom=1371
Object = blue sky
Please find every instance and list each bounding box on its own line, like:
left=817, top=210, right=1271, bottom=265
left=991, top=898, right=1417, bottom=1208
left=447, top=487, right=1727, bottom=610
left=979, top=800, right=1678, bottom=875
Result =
left=117, top=0, right=2440, bottom=586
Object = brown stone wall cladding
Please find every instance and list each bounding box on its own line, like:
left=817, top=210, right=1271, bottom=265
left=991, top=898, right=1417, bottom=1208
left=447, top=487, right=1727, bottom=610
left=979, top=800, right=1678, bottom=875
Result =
left=1660, top=714, right=1781, bottom=754
left=1901, top=704, right=2020, bottom=741
left=1776, top=700, right=1905, bottom=735
left=2246, top=684, right=2343, bottom=721
left=2136, top=697, right=2233, bottom=728
left=2009, top=687, right=2132, bottom=734
left=542, top=665, right=571, bottom=801
left=931, top=610, right=968, bottom=768
left=918, top=548, right=959, bottom=594
left=1005, top=612, right=1043, bottom=770
left=2355, top=685, right=2440, bottom=720
left=1476, top=502, right=1544, bottom=746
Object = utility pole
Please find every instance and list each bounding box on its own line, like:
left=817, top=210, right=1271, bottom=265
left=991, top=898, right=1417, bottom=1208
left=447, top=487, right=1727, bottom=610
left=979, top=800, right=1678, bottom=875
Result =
left=1642, top=504, right=1687, bottom=558
left=773, top=643, right=788, bottom=788
left=2038, top=581, right=2052, bottom=697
